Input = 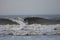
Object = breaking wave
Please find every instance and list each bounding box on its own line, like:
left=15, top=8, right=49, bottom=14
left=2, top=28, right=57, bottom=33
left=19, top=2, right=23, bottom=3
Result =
left=24, top=17, right=60, bottom=25
left=0, top=18, right=26, bottom=25
left=0, top=17, right=60, bottom=36
left=0, top=17, right=60, bottom=25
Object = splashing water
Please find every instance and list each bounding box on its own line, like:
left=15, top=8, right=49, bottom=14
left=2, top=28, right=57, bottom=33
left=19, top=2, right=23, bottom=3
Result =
left=16, top=21, right=26, bottom=26
left=16, top=17, right=26, bottom=26
left=10, top=18, right=26, bottom=26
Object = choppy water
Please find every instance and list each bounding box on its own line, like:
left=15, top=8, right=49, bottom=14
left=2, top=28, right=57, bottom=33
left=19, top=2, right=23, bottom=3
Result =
left=0, top=35, right=60, bottom=40
left=0, top=15, right=60, bottom=40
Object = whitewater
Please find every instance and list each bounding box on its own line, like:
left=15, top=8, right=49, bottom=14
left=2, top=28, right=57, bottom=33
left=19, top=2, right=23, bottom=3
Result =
left=0, top=17, right=60, bottom=36
left=0, top=17, right=60, bottom=40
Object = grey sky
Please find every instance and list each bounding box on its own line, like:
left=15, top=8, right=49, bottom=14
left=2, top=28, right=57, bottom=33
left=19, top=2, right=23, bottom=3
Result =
left=0, top=0, right=60, bottom=15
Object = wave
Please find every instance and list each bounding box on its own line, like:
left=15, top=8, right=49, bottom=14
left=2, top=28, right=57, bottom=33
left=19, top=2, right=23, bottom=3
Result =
left=24, top=17, right=60, bottom=25
left=0, top=18, right=19, bottom=25
left=0, top=17, right=60, bottom=36
left=0, top=17, right=26, bottom=25
left=0, top=17, right=60, bottom=25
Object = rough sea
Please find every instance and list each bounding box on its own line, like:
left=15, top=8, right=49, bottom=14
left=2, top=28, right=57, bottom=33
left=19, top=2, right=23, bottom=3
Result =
left=0, top=15, right=60, bottom=40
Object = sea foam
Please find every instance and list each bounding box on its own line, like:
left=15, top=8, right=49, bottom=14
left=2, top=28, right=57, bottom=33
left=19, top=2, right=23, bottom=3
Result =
left=0, top=24, right=60, bottom=35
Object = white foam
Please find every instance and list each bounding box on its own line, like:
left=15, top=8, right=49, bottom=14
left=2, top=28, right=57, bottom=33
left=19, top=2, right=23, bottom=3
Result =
left=16, top=21, right=26, bottom=26
left=9, top=18, right=26, bottom=26
left=0, top=24, right=60, bottom=35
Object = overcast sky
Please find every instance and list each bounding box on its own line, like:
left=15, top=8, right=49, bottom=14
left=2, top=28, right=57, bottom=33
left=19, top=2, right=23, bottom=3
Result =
left=0, top=0, right=60, bottom=15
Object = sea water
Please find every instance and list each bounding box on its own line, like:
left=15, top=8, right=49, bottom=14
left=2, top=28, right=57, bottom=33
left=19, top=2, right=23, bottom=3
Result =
left=0, top=35, right=60, bottom=40
left=0, top=15, right=60, bottom=40
left=0, top=15, right=60, bottom=19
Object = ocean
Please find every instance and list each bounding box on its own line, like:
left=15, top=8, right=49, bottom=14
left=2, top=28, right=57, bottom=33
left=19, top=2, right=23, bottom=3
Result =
left=0, top=15, right=60, bottom=40
left=0, top=15, right=60, bottom=19
left=0, top=35, right=60, bottom=40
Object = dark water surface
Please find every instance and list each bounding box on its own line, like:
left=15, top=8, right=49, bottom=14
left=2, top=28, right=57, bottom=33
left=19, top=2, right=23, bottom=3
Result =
left=0, top=15, right=60, bottom=19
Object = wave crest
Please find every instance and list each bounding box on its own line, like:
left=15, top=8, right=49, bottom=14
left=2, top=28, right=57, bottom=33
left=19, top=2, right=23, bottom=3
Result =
left=24, top=17, right=60, bottom=25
